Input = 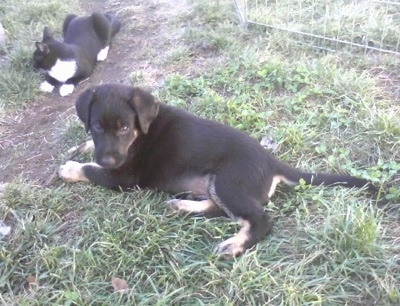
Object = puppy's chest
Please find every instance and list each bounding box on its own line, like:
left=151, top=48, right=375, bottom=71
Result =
left=48, top=58, right=77, bottom=82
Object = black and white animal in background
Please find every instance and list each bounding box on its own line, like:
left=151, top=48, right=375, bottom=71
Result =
left=59, top=83, right=377, bottom=257
left=33, top=13, right=121, bottom=97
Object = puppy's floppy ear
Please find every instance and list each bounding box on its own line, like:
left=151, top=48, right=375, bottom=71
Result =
left=129, top=88, right=159, bottom=134
left=75, top=88, right=96, bottom=132
left=35, top=42, right=49, bottom=54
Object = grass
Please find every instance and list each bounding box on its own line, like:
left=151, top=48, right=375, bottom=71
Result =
left=243, top=0, right=400, bottom=53
left=1, top=0, right=400, bottom=305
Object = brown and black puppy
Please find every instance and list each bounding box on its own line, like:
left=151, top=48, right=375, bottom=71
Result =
left=59, top=83, right=376, bottom=257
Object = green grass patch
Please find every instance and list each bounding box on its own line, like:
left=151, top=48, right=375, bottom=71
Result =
left=245, top=0, right=400, bottom=52
left=158, top=54, right=398, bottom=173
left=1, top=180, right=399, bottom=304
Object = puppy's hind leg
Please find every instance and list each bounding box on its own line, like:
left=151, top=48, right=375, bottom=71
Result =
left=208, top=175, right=273, bottom=257
left=167, top=198, right=226, bottom=218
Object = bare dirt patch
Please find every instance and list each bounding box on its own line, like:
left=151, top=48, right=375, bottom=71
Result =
left=0, top=0, right=200, bottom=185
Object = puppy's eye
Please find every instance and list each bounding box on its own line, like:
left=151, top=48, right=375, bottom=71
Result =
left=118, top=125, right=129, bottom=135
left=92, top=123, right=103, bottom=132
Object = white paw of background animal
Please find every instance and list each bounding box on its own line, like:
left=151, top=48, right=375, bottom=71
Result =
left=40, top=81, right=54, bottom=93
left=97, top=46, right=109, bottom=61
left=59, top=84, right=75, bottom=96
left=59, top=161, right=86, bottom=182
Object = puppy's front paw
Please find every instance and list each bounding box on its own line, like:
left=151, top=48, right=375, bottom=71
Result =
left=40, top=81, right=54, bottom=93
left=59, top=161, right=88, bottom=182
left=59, top=84, right=75, bottom=97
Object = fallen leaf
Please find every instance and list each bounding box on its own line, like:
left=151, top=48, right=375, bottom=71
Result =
left=111, top=277, right=129, bottom=293
left=26, top=276, right=39, bottom=286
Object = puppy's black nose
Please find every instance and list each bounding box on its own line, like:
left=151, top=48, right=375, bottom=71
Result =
left=99, top=156, right=117, bottom=168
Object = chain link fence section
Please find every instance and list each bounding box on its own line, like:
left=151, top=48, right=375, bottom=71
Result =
left=233, top=0, right=400, bottom=55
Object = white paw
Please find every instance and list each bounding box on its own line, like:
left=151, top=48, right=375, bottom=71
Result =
left=97, top=46, right=109, bottom=61
left=58, top=161, right=88, bottom=182
left=40, top=81, right=54, bottom=93
left=59, top=84, right=75, bottom=96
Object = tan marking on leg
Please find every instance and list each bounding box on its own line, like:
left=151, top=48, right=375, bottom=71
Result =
left=215, top=219, right=251, bottom=257
left=58, top=161, right=100, bottom=182
left=268, top=175, right=284, bottom=198
left=167, top=199, right=216, bottom=214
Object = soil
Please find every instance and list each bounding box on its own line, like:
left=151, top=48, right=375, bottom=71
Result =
left=0, top=0, right=196, bottom=185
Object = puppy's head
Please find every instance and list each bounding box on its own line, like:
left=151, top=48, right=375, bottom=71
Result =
left=75, top=83, right=159, bottom=169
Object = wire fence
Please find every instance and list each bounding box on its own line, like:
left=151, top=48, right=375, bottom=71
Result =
left=233, top=0, right=400, bottom=55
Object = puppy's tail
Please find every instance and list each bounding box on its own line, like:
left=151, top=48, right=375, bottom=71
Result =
left=105, top=13, right=121, bottom=37
left=275, top=159, right=377, bottom=192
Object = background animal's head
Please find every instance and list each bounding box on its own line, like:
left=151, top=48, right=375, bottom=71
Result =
left=75, top=84, right=160, bottom=169
left=33, top=27, right=59, bottom=71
